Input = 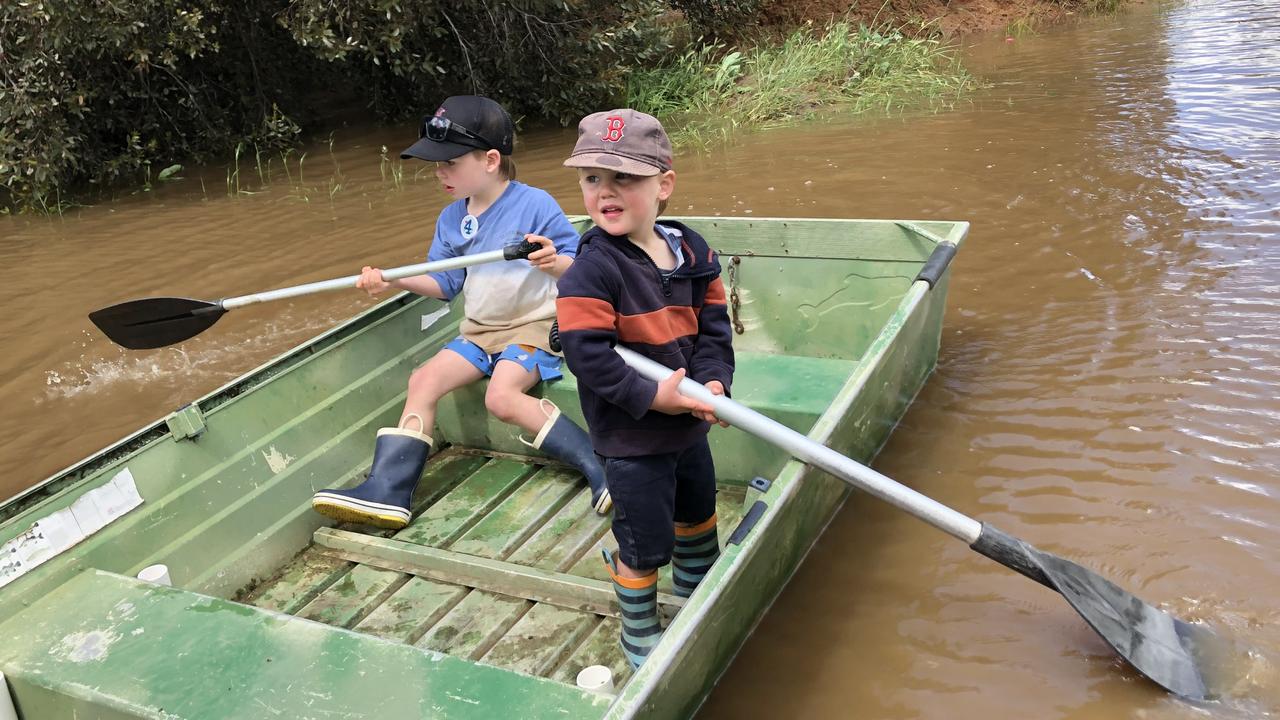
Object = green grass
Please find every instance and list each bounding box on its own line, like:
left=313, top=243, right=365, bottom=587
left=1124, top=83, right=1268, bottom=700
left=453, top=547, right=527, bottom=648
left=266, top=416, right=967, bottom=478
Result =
left=1084, top=0, right=1126, bottom=12
left=1055, top=0, right=1127, bottom=12
left=1004, top=14, right=1041, bottom=38
left=379, top=145, right=406, bottom=190
left=626, top=20, right=976, bottom=145
left=1009, top=0, right=1127, bottom=35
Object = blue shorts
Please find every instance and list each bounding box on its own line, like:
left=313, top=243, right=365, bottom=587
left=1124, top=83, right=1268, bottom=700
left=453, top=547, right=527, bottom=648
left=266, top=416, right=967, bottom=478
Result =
left=444, top=337, right=563, bottom=382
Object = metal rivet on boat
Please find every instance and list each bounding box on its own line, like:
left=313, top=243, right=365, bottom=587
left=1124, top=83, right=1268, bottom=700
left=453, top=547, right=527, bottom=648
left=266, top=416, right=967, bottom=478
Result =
left=137, top=564, right=172, bottom=586
left=576, top=665, right=614, bottom=695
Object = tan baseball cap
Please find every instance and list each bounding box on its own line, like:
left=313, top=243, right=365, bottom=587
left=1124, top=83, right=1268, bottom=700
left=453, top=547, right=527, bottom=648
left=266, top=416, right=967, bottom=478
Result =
left=563, top=109, right=673, bottom=177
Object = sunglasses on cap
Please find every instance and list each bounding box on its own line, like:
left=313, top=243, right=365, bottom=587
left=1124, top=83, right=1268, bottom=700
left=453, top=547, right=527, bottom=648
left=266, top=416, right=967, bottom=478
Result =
left=422, top=115, right=491, bottom=149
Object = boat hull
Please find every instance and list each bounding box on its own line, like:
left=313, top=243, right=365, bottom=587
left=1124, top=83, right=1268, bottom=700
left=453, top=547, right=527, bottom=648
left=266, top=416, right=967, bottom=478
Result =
left=0, top=217, right=966, bottom=719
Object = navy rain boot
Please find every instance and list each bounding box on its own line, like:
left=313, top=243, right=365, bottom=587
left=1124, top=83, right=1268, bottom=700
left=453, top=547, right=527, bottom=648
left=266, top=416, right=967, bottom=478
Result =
left=312, top=414, right=432, bottom=529
left=526, top=402, right=611, bottom=514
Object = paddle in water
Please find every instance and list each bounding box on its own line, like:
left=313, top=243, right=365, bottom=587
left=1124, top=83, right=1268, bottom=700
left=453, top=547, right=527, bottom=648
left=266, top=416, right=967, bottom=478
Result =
left=613, top=344, right=1249, bottom=703
left=90, top=239, right=541, bottom=350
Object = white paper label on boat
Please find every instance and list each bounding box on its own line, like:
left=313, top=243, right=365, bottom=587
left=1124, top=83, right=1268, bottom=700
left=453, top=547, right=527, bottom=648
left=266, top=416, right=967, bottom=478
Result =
left=421, top=305, right=451, bottom=331
left=0, top=467, right=144, bottom=589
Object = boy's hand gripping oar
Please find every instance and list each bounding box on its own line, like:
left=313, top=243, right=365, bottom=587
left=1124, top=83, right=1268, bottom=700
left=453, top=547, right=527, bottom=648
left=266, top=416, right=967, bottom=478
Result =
left=90, top=239, right=541, bottom=350
left=614, top=345, right=1246, bottom=702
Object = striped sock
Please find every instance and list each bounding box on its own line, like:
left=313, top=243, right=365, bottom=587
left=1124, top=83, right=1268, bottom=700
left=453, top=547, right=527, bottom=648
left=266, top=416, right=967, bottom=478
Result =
left=602, top=548, right=661, bottom=669
left=672, top=515, right=720, bottom=599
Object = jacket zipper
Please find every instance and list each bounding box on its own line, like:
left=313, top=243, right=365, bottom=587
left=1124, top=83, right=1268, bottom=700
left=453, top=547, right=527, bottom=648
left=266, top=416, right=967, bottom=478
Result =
left=594, top=227, right=715, bottom=297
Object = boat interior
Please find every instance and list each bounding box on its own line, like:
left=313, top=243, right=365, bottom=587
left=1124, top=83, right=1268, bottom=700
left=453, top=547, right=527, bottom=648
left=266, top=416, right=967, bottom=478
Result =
left=0, top=218, right=961, bottom=718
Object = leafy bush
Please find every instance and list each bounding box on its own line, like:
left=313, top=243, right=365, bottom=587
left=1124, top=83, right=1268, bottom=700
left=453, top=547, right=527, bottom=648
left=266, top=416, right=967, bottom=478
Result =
left=0, top=0, right=672, bottom=212
left=280, top=0, right=671, bottom=125
left=0, top=1, right=340, bottom=212
left=668, top=0, right=761, bottom=39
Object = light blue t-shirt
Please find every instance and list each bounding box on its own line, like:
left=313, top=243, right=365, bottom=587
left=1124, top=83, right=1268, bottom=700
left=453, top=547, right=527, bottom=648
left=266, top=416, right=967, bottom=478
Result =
left=426, top=181, right=579, bottom=352
left=655, top=223, right=685, bottom=272
left=427, top=181, right=578, bottom=299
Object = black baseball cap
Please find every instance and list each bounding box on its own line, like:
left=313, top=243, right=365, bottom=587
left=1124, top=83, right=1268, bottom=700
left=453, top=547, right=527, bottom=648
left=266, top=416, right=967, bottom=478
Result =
left=401, top=95, right=515, bottom=162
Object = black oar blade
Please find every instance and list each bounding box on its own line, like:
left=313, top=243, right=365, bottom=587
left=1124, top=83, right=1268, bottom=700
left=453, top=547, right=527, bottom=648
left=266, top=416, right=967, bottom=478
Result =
left=1037, top=551, right=1222, bottom=700
left=89, top=297, right=225, bottom=349
left=973, top=523, right=1237, bottom=701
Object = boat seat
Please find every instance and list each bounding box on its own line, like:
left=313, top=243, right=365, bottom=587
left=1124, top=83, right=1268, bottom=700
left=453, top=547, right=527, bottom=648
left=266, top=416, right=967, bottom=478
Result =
left=0, top=569, right=606, bottom=719
left=539, top=351, right=856, bottom=431
left=429, top=350, right=857, bottom=482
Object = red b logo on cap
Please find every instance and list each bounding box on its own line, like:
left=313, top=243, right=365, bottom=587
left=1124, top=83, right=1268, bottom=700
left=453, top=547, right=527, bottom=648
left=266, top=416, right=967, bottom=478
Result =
left=602, top=116, right=625, bottom=143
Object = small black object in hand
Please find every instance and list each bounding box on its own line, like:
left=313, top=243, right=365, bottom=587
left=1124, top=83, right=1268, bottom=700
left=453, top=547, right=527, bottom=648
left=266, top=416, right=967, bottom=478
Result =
left=548, top=321, right=561, bottom=352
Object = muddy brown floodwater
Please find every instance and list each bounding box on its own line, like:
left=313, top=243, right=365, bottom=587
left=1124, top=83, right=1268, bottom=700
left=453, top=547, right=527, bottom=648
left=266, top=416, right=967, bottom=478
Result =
left=1, top=1, right=1276, bottom=717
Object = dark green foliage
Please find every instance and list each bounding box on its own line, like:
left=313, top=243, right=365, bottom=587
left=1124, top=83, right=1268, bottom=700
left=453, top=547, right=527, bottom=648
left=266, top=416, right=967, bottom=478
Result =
left=279, top=0, right=670, bottom=125
left=668, top=0, right=760, bottom=39
left=0, top=1, right=341, bottom=212
left=0, top=0, right=671, bottom=212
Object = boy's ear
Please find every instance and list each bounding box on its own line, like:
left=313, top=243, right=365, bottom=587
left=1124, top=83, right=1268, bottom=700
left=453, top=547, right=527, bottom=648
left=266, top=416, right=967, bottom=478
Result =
left=657, top=170, right=676, bottom=201
left=484, top=149, right=502, bottom=173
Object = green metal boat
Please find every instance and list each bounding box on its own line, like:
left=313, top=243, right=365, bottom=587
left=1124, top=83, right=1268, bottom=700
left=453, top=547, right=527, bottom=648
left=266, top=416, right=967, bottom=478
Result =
left=0, top=216, right=966, bottom=719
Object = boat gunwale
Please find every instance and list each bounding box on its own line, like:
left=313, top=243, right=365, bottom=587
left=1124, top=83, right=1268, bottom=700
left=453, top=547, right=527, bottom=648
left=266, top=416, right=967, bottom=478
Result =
left=0, top=291, right=433, bottom=524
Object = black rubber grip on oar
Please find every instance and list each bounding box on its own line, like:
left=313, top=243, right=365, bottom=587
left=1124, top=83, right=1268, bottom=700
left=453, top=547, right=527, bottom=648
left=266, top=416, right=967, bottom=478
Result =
left=504, top=238, right=542, bottom=260
left=969, top=523, right=1054, bottom=590
left=548, top=321, right=561, bottom=353
left=913, top=241, right=958, bottom=288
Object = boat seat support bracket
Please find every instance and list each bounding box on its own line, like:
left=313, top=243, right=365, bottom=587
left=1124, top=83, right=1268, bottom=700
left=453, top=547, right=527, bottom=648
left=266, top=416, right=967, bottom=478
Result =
left=742, top=475, right=771, bottom=513
left=728, top=500, right=768, bottom=546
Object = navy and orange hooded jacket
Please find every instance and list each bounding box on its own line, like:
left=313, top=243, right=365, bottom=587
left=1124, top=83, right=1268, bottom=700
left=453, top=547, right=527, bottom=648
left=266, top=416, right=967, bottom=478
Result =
left=555, top=221, right=735, bottom=457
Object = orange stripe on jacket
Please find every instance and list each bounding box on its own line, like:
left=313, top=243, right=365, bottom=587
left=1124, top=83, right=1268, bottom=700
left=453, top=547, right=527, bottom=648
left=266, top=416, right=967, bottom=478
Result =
left=617, top=306, right=698, bottom=346
left=703, top=277, right=727, bottom=306
left=701, top=275, right=732, bottom=303
left=558, top=296, right=616, bottom=332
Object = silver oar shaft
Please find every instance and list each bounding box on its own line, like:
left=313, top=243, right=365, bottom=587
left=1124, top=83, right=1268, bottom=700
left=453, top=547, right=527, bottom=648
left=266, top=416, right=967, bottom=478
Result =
left=615, top=346, right=982, bottom=543
left=221, top=249, right=509, bottom=310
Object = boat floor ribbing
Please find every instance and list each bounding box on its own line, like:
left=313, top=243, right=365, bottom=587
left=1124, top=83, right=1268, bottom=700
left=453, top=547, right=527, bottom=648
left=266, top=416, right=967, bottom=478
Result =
left=237, top=447, right=752, bottom=694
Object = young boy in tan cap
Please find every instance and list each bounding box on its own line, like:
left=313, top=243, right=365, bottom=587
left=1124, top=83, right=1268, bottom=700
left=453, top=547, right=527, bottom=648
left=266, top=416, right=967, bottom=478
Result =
left=555, top=109, right=735, bottom=668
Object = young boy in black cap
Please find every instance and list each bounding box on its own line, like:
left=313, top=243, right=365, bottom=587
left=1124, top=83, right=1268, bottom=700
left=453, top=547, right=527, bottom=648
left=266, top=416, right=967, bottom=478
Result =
left=556, top=109, right=735, bottom=668
left=312, top=96, right=611, bottom=528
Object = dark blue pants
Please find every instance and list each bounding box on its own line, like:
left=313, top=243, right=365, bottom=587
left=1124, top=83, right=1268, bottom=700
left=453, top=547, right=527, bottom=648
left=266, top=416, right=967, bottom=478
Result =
left=604, top=437, right=717, bottom=571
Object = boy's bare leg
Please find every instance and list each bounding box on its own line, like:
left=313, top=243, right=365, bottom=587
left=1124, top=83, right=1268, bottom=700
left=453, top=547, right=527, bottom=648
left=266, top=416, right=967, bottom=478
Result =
left=614, top=557, right=649, bottom=579
left=493, top=359, right=613, bottom=515
left=402, top=349, right=486, bottom=431
left=485, top=361, right=547, bottom=434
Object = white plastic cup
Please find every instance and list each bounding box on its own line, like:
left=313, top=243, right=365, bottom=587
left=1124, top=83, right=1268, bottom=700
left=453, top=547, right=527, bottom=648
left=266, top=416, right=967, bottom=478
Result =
left=1, top=671, right=18, bottom=720
left=137, top=564, right=172, bottom=586
left=575, top=665, right=615, bottom=695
